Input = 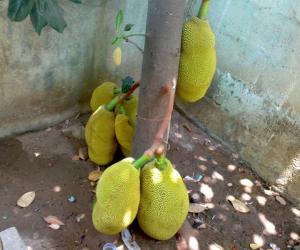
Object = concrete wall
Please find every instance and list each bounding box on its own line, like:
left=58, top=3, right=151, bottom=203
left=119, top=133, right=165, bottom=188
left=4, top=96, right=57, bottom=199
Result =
left=0, top=0, right=299, bottom=204
left=177, top=0, right=300, bottom=204
left=0, top=0, right=147, bottom=138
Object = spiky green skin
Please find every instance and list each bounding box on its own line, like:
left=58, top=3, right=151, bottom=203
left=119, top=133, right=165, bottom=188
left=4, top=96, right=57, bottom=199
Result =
left=90, top=82, right=118, bottom=112
left=85, top=106, right=117, bottom=165
left=177, top=17, right=216, bottom=102
left=93, top=158, right=140, bottom=235
left=123, top=95, right=138, bottom=126
left=137, top=159, right=189, bottom=240
left=115, top=113, right=134, bottom=157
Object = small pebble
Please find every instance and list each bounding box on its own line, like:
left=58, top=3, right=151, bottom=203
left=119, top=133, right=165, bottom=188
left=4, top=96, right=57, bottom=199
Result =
left=2, top=216, right=7, bottom=220
left=68, top=195, right=77, bottom=203
left=227, top=183, right=233, bottom=187
left=189, top=192, right=201, bottom=203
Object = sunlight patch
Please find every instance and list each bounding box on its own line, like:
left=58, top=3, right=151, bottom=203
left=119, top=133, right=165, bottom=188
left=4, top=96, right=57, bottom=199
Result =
left=209, top=243, right=224, bottom=250
left=256, top=196, right=267, bottom=206
left=212, top=171, right=224, bottom=181
left=188, top=236, right=199, bottom=250
left=200, top=183, right=214, bottom=200
left=258, top=213, right=277, bottom=235
left=253, top=234, right=264, bottom=247
left=151, top=168, right=163, bottom=184
left=227, top=164, right=236, bottom=171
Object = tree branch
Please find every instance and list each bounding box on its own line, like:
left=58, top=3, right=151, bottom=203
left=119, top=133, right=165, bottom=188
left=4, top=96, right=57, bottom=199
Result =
left=144, top=82, right=175, bottom=158
left=123, top=37, right=144, bottom=54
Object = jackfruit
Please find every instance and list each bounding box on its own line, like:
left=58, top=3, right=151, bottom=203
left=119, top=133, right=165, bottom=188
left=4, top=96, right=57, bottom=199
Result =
left=115, top=113, right=134, bottom=157
left=90, top=82, right=118, bottom=112
left=137, top=158, right=189, bottom=240
left=85, top=106, right=117, bottom=165
left=113, top=47, right=122, bottom=66
left=92, top=158, right=140, bottom=234
left=177, top=17, right=216, bottom=102
left=123, top=95, right=138, bottom=126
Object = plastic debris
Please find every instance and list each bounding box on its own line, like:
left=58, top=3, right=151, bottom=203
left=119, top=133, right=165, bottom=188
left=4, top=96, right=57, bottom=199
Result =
left=121, top=229, right=141, bottom=250
left=68, top=195, right=77, bottom=203
left=268, top=243, right=280, bottom=250
left=17, top=191, right=36, bottom=208
left=102, top=243, right=117, bottom=250
left=183, top=174, right=203, bottom=182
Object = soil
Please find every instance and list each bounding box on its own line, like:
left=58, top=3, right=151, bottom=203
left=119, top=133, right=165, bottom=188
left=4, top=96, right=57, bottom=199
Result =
left=0, top=111, right=299, bottom=250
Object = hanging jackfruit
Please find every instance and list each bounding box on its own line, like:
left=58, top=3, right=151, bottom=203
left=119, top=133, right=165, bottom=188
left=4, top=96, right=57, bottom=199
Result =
left=92, top=158, right=140, bottom=235
left=123, top=95, right=138, bottom=126
left=177, top=16, right=216, bottom=102
left=137, top=158, right=189, bottom=240
left=85, top=105, right=117, bottom=165
left=90, top=82, right=118, bottom=112
left=115, top=113, right=134, bottom=157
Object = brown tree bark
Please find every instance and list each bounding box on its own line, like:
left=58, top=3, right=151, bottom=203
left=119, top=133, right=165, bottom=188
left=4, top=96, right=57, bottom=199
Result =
left=132, top=0, right=186, bottom=157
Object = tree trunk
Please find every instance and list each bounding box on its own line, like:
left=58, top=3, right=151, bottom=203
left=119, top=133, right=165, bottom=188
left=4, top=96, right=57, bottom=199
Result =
left=132, top=0, right=186, bottom=157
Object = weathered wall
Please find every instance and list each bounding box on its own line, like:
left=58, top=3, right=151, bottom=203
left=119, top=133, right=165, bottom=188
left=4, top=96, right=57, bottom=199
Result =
left=1, top=0, right=299, bottom=204
left=0, top=0, right=147, bottom=138
left=177, top=0, right=300, bottom=204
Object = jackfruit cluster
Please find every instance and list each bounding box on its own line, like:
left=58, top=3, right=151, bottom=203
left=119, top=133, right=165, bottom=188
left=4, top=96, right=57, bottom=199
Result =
left=86, top=81, right=138, bottom=165
left=92, top=155, right=189, bottom=240
left=177, top=16, right=216, bottom=102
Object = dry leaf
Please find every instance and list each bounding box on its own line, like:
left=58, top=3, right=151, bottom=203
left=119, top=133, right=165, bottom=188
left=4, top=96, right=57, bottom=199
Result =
left=72, top=155, right=80, bottom=161
left=48, top=224, right=60, bottom=230
left=17, top=191, right=36, bottom=208
left=275, top=196, right=286, bottom=206
left=43, top=215, right=64, bottom=225
left=189, top=203, right=207, bottom=213
left=78, top=147, right=88, bottom=160
left=88, top=170, right=102, bottom=182
left=250, top=243, right=260, bottom=249
left=227, top=195, right=250, bottom=213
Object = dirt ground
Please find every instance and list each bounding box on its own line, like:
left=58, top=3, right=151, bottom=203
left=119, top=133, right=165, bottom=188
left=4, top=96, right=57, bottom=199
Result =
left=0, top=111, right=299, bottom=250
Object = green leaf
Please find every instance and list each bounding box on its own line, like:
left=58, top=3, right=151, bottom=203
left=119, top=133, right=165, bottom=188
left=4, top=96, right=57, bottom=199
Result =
left=43, top=0, right=67, bottom=33
left=122, top=76, right=135, bottom=93
left=124, top=24, right=134, bottom=31
left=112, top=36, right=123, bottom=46
left=69, top=0, right=81, bottom=3
left=8, top=0, right=35, bottom=22
left=115, top=10, right=124, bottom=33
left=30, top=0, right=48, bottom=35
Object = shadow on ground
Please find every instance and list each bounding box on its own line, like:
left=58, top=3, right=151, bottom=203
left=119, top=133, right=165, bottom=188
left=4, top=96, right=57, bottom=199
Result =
left=0, top=111, right=299, bottom=250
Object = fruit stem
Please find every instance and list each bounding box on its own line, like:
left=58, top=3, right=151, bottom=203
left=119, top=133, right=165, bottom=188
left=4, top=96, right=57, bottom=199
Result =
left=113, top=87, right=121, bottom=95
left=105, top=95, right=120, bottom=112
left=118, top=81, right=140, bottom=105
left=133, top=154, right=153, bottom=169
left=155, top=154, right=167, bottom=170
left=119, top=105, right=127, bottom=115
left=143, top=82, right=175, bottom=158
left=198, top=0, right=210, bottom=19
